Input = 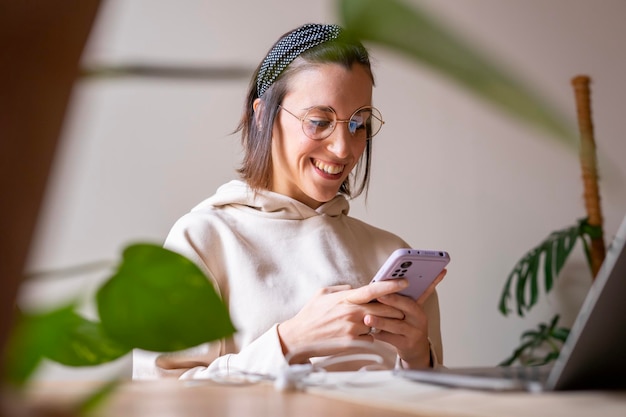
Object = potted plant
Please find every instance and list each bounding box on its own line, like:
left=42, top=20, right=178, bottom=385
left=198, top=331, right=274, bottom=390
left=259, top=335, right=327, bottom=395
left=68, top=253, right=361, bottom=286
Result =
left=497, top=77, right=606, bottom=365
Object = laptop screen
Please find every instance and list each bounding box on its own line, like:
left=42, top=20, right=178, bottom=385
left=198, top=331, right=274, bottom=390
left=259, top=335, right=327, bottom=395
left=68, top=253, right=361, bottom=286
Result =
left=548, top=214, right=626, bottom=390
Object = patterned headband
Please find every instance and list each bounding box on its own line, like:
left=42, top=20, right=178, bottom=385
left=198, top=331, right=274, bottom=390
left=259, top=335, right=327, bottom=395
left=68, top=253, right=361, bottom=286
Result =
left=256, top=24, right=342, bottom=97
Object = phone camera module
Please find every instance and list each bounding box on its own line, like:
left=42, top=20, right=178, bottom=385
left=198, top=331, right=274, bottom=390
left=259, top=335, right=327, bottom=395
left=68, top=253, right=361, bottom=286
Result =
left=400, top=261, right=412, bottom=269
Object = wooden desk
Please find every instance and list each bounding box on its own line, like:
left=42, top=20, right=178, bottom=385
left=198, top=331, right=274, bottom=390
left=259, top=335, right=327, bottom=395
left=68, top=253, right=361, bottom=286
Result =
left=9, top=379, right=419, bottom=417
left=7, top=372, right=626, bottom=417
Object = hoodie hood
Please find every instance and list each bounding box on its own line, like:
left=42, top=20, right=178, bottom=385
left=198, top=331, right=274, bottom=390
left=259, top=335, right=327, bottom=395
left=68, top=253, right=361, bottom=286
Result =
left=195, top=180, right=350, bottom=220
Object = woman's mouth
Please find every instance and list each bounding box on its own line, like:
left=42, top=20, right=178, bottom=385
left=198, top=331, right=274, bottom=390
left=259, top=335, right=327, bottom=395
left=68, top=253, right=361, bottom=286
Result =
left=313, top=159, right=345, bottom=176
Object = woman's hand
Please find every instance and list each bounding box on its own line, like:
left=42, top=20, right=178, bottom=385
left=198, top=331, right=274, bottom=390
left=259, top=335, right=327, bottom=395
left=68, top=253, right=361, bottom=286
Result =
left=364, top=269, right=447, bottom=369
left=277, top=278, right=409, bottom=362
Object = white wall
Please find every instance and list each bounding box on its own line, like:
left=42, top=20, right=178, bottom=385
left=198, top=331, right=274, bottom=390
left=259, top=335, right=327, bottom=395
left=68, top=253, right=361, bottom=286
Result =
left=22, top=0, right=626, bottom=379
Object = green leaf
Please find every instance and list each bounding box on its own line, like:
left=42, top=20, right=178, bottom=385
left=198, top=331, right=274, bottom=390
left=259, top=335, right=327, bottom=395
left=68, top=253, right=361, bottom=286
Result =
left=555, top=225, right=578, bottom=275
left=498, top=223, right=586, bottom=317
left=4, top=305, right=128, bottom=385
left=45, top=314, right=130, bottom=367
left=580, top=219, right=603, bottom=239
left=499, top=339, right=535, bottom=366
left=4, top=308, right=56, bottom=385
left=548, top=314, right=560, bottom=330
left=500, top=315, right=570, bottom=366
left=552, top=328, right=571, bottom=342
left=338, top=0, right=577, bottom=146
left=515, top=258, right=530, bottom=315
left=527, top=250, right=540, bottom=310
left=540, top=351, right=561, bottom=365
left=96, top=244, right=236, bottom=352
left=521, top=329, right=540, bottom=340
left=543, top=240, right=555, bottom=292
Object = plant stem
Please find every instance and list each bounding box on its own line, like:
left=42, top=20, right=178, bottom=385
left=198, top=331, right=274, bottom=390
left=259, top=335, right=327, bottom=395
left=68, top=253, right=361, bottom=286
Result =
left=571, top=75, right=606, bottom=279
left=24, top=260, right=115, bottom=281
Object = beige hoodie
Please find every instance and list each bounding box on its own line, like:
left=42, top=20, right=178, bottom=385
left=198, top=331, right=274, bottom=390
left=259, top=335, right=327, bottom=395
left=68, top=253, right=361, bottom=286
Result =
left=132, top=180, right=442, bottom=379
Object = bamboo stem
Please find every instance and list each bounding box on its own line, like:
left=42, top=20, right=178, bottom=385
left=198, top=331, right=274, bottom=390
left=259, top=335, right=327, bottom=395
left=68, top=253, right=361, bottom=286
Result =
left=571, top=75, right=606, bottom=279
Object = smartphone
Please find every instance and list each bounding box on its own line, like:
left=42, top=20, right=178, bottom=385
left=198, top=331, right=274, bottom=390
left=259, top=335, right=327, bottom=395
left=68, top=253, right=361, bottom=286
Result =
left=370, top=248, right=450, bottom=300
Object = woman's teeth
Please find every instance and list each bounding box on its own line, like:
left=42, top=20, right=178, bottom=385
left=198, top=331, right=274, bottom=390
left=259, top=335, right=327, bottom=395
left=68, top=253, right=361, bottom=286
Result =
left=314, top=160, right=344, bottom=175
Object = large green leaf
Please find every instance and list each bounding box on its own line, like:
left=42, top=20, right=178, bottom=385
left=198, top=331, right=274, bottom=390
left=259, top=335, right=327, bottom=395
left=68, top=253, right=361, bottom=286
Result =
left=4, top=306, right=67, bottom=385
left=5, top=243, right=236, bottom=385
left=97, top=244, right=236, bottom=352
left=4, top=305, right=129, bottom=385
left=338, top=0, right=577, bottom=146
left=45, top=313, right=131, bottom=367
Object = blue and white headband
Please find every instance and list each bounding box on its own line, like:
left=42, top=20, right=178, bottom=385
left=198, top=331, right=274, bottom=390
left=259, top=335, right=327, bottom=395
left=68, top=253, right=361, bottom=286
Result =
left=256, top=24, right=342, bottom=97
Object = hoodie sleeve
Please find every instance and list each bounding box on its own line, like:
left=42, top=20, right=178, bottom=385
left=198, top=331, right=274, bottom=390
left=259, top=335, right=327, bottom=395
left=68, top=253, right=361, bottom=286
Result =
left=178, top=324, right=289, bottom=379
left=132, top=324, right=289, bottom=380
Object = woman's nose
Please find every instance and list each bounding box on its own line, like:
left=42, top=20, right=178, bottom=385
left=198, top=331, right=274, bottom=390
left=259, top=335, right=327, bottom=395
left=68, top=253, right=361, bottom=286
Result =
left=326, top=120, right=355, bottom=158
left=325, top=121, right=353, bottom=157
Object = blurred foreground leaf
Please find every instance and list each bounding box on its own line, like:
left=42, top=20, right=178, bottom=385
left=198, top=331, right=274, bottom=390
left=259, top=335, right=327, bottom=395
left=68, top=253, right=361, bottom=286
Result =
left=339, top=0, right=577, bottom=147
left=5, top=305, right=129, bottom=385
left=5, top=243, right=236, bottom=385
left=97, top=244, right=236, bottom=352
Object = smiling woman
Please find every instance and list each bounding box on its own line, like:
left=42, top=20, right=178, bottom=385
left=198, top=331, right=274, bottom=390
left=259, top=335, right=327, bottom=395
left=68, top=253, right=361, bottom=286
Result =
left=268, top=63, right=374, bottom=207
left=132, top=23, right=446, bottom=380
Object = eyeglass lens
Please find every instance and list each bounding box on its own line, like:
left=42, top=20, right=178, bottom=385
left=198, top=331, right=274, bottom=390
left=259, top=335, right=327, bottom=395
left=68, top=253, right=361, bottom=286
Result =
left=302, top=106, right=383, bottom=140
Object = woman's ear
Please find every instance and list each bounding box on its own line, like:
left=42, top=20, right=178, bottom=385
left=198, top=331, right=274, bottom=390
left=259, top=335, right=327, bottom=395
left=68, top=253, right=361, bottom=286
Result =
left=253, top=98, right=263, bottom=129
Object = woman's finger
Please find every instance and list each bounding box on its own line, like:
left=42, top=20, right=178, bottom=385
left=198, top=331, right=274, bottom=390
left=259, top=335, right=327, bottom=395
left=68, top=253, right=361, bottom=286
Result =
left=345, top=278, right=408, bottom=304
left=416, top=269, right=447, bottom=305
left=321, top=284, right=353, bottom=294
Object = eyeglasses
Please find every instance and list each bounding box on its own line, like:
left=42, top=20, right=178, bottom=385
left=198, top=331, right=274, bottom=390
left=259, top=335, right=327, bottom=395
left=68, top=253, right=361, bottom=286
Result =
left=278, top=105, right=384, bottom=140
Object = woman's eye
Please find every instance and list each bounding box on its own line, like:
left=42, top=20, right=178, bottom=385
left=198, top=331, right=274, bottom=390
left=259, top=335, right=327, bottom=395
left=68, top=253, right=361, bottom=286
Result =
left=307, top=118, right=332, bottom=129
left=349, top=116, right=367, bottom=132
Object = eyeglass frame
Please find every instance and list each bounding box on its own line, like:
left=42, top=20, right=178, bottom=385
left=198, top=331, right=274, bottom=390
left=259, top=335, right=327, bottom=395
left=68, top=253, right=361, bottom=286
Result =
left=278, top=104, right=385, bottom=140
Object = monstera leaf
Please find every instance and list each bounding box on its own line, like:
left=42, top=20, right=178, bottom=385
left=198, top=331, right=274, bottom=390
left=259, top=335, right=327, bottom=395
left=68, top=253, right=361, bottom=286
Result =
left=498, top=218, right=602, bottom=317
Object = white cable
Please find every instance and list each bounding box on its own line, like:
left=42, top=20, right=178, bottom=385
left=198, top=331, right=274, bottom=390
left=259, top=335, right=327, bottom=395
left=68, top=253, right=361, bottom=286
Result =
left=314, top=353, right=384, bottom=369
left=274, top=363, right=314, bottom=392
left=275, top=339, right=389, bottom=391
left=191, top=339, right=390, bottom=392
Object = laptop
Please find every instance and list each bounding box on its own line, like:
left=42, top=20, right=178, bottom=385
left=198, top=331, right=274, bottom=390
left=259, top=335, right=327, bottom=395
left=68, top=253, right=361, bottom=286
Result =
left=397, top=214, right=626, bottom=392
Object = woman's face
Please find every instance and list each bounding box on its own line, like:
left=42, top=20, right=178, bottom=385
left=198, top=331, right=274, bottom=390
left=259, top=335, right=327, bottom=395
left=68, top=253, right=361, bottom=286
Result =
left=268, top=63, right=373, bottom=209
